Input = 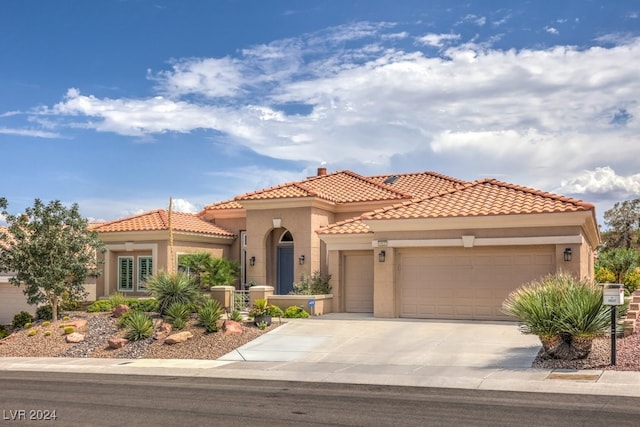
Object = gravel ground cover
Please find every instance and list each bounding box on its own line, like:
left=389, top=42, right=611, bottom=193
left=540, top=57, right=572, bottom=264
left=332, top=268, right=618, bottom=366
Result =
left=1, top=313, right=638, bottom=370
left=0, top=312, right=278, bottom=360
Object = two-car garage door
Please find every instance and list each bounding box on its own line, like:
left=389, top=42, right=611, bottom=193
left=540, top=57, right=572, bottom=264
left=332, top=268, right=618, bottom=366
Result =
left=399, top=246, right=555, bottom=321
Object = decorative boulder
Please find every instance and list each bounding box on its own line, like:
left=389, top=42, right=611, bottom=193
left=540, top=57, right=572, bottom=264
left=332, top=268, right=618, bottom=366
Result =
left=107, top=337, right=129, bottom=349
left=222, top=320, right=243, bottom=336
left=61, top=319, right=87, bottom=332
left=65, top=332, right=85, bottom=343
left=153, top=321, right=173, bottom=341
left=164, top=331, right=193, bottom=345
left=112, top=304, right=130, bottom=318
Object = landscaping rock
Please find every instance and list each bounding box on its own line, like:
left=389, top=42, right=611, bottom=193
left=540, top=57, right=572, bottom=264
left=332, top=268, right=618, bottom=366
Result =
left=222, top=320, right=243, bottom=336
left=65, top=332, right=85, bottom=343
left=164, top=331, right=193, bottom=345
left=61, top=319, right=87, bottom=332
left=153, top=321, right=173, bottom=341
left=107, top=337, right=128, bottom=349
left=112, top=304, right=130, bottom=318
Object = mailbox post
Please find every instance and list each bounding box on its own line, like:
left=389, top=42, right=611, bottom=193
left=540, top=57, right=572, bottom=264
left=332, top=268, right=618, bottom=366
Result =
left=602, top=284, right=625, bottom=366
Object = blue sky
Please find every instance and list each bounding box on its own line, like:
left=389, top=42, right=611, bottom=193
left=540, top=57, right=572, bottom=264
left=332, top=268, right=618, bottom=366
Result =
left=1, top=1, right=639, bottom=226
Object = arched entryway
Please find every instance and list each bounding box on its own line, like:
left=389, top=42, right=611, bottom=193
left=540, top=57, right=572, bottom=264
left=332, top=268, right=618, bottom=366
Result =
left=276, top=230, right=294, bottom=294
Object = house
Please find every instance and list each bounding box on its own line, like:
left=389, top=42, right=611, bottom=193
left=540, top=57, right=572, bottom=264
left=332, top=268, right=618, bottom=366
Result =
left=89, top=169, right=601, bottom=321
left=0, top=226, right=37, bottom=324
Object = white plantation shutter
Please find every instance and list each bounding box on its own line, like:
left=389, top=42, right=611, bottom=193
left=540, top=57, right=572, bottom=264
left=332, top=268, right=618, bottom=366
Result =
left=138, top=256, right=152, bottom=289
left=118, top=257, right=134, bottom=291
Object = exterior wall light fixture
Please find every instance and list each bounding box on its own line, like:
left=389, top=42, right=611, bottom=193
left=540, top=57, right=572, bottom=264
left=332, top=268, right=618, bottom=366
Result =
left=249, top=256, right=256, bottom=266
left=378, top=250, right=386, bottom=262
left=299, top=254, right=305, bottom=265
left=564, top=248, right=572, bottom=262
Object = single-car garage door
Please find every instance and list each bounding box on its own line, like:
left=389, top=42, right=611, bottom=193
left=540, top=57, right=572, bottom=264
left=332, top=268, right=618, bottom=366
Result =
left=399, top=246, right=555, bottom=320
left=344, top=251, right=374, bottom=312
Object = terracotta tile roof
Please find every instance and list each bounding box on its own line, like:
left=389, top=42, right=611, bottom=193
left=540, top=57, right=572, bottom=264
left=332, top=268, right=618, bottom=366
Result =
left=236, top=170, right=412, bottom=204
left=93, top=210, right=235, bottom=237
left=317, top=217, right=373, bottom=235
left=364, top=179, right=594, bottom=220
left=368, top=171, right=468, bottom=198
left=202, top=199, right=244, bottom=211
left=319, top=179, right=594, bottom=234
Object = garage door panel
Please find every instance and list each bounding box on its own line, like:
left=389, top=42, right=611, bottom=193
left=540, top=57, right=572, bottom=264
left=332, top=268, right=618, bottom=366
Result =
left=399, top=247, right=555, bottom=321
left=344, top=252, right=374, bottom=313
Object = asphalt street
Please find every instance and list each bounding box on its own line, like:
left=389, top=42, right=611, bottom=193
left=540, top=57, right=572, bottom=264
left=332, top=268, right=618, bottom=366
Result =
left=1, top=372, right=640, bottom=426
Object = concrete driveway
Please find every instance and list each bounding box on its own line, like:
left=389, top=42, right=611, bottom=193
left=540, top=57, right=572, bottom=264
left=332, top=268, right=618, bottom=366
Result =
left=219, top=313, right=541, bottom=370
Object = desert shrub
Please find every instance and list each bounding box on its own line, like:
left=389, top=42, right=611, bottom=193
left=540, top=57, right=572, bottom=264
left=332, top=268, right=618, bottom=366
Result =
left=128, top=298, right=158, bottom=313
left=197, top=299, right=223, bottom=332
left=594, top=265, right=616, bottom=284
left=27, top=329, right=37, bottom=337
left=623, top=269, right=640, bottom=294
left=24, top=322, right=32, bottom=329
left=268, top=305, right=283, bottom=317
left=36, top=305, right=53, bottom=321
left=12, top=311, right=34, bottom=329
left=63, top=326, right=75, bottom=335
left=229, top=310, right=243, bottom=322
left=165, top=302, right=192, bottom=330
left=121, top=311, right=154, bottom=341
left=256, top=321, right=268, bottom=330
left=283, top=306, right=310, bottom=318
left=502, top=272, right=609, bottom=360
left=44, top=330, right=52, bottom=337
left=108, top=293, right=128, bottom=308
left=291, top=271, right=332, bottom=295
left=42, top=321, right=51, bottom=327
left=62, top=316, right=70, bottom=321
left=86, top=300, right=114, bottom=312
left=0, top=325, right=8, bottom=339
left=146, top=272, right=201, bottom=315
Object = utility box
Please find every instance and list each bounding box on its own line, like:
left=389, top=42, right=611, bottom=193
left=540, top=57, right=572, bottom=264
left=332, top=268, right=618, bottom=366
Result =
left=603, top=283, right=625, bottom=306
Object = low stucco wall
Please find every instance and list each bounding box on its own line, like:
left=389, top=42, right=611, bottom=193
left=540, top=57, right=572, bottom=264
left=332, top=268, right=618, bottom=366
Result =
left=267, top=294, right=333, bottom=316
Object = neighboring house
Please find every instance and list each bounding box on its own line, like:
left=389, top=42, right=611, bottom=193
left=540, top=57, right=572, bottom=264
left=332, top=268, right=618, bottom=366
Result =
left=87, top=168, right=600, bottom=321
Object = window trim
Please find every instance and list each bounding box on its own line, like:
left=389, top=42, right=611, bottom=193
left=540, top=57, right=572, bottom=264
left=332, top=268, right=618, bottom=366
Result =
left=138, top=256, right=153, bottom=290
left=117, top=256, right=134, bottom=292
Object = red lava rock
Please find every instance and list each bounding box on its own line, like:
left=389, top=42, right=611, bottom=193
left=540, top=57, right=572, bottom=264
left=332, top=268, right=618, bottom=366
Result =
left=107, top=337, right=128, bottom=349
left=222, top=320, right=243, bottom=336
left=111, top=304, right=130, bottom=318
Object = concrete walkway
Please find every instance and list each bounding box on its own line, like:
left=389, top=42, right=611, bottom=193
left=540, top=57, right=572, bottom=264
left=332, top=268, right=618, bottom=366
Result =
left=2, top=314, right=640, bottom=397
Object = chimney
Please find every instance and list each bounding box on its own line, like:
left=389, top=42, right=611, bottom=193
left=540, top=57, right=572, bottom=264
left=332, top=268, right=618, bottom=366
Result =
left=317, top=167, right=327, bottom=176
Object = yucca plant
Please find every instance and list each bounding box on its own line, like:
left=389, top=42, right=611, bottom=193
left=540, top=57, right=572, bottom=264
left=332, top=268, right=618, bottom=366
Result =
left=197, top=298, right=223, bottom=333
left=122, top=311, right=154, bottom=341
left=502, top=272, right=609, bottom=360
left=146, top=271, right=201, bottom=315
left=165, top=301, right=192, bottom=330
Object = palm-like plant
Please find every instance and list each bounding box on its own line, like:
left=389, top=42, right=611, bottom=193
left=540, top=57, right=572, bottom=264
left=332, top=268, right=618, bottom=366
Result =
left=121, top=311, right=154, bottom=341
left=502, top=272, right=610, bottom=360
left=165, top=301, right=192, bottom=330
left=146, top=271, right=201, bottom=315
left=197, top=298, right=223, bottom=333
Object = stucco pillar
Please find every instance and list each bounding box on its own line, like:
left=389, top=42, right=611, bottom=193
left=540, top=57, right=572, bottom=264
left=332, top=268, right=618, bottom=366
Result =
left=374, top=247, right=396, bottom=317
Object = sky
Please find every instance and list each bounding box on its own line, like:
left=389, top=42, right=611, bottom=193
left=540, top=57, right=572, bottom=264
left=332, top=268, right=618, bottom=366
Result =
left=1, top=0, right=639, bottom=227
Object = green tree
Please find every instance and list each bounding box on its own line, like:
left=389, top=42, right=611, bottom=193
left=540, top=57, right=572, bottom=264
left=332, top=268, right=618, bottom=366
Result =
left=178, top=252, right=239, bottom=288
left=602, top=199, right=640, bottom=249
left=596, top=247, right=640, bottom=285
left=0, top=198, right=104, bottom=320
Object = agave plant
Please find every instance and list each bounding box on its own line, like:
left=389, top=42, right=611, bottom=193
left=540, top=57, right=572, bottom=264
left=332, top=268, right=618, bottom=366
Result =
left=165, top=301, right=193, bottom=330
left=502, top=272, right=610, bottom=360
left=197, top=298, right=223, bottom=333
left=146, top=271, right=201, bottom=315
left=121, top=311, right=154, bottom=341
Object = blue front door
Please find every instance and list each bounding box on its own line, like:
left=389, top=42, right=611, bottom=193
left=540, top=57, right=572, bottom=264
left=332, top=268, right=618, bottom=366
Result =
left=277, top=246, right=294, bottom=295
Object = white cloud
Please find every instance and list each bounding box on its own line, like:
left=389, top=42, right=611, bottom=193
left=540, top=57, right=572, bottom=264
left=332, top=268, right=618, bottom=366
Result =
left=545, top=26, right=559, bottom=35
left=12, top=23, right=640, bottom=222
left=0, top=127, right=61, bottom=138
left=170, top=198, right=199, bottom=213
left=556, top=167, right=640, bottom=196
left=416, top=33, right=461, bottom=48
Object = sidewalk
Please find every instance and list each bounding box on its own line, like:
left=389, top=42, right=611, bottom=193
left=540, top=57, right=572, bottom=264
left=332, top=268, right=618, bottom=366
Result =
left=2, top=315, right=640, bottom=397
